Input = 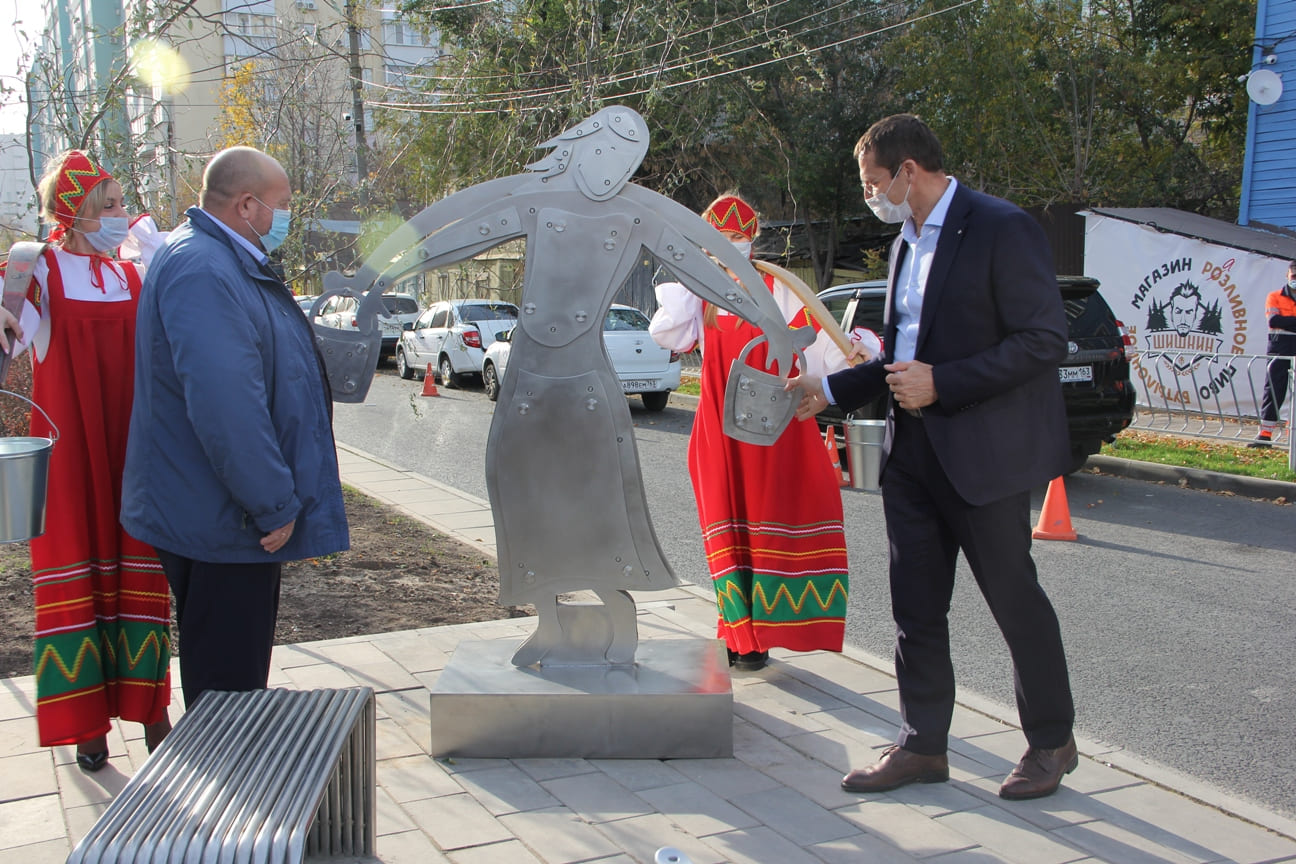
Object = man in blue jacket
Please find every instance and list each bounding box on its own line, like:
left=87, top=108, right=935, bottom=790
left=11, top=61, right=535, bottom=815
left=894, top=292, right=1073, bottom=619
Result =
left=122, top=146, right=349, bottom=707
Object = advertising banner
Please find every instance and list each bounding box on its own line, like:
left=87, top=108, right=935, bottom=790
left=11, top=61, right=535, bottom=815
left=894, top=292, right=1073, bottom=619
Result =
left=1083, top=214, right=1286, bottom=417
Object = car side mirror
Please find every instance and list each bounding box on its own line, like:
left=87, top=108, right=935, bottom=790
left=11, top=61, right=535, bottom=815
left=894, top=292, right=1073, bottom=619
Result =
left=497, top=329, right=512, bottom=342
left=403, top=321, right=414, bottom=330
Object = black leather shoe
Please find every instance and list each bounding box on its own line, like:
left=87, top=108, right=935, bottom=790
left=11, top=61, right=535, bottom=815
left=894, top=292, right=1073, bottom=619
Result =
left=999, top=735, right=1078, bottom=800
left=841, top=745, right=949, bottom=793
left=76, top=750, right=109, bottom=772
left=733, top=651, right=768, bottom=671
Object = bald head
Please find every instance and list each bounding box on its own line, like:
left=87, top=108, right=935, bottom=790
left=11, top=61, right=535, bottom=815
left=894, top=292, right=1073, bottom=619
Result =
left=199, top=146, right=292, bottom=251
left=200, top=147, right=287, bottom=209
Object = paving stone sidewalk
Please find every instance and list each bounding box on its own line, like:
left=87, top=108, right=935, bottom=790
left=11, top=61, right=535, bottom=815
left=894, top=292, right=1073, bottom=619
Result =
left=1, top=443, right=1293, bottom=864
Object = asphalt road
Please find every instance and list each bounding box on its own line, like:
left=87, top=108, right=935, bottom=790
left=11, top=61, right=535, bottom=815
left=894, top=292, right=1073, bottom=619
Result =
left=334, top=370, right=1296, bottom=820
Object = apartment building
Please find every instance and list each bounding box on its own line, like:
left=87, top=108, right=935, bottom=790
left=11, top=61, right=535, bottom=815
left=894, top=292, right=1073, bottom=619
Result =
left=29, top=0, right=443, bottom=224
left=0, top=134, right=39, bottom=239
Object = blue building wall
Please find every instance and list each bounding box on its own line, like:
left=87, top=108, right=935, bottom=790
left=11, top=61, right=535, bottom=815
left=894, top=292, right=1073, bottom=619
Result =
left=1240, top=0, right=1296, bottom=228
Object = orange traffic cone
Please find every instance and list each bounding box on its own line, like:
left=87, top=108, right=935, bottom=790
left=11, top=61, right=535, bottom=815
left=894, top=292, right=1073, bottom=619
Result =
left=1032, top=476, right=1077, bottom=541
left=421, top=364, right=439, bottom=397
left=825, top=425, right=847, bottom=486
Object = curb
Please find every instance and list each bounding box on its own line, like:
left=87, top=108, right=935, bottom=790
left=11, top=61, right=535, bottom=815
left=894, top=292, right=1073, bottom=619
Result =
left=1086, top=454, right=1296, bottom=502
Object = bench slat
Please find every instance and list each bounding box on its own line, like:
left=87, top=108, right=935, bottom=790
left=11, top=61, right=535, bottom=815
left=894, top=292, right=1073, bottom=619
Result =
left=67, top=688, right=376, bottom=864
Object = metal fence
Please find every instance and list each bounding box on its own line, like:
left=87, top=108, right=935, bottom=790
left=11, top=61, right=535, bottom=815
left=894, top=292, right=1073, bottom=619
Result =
left=679, top=349, right=701, bottom=374
left=1122, top=348, right=1294, bottom=470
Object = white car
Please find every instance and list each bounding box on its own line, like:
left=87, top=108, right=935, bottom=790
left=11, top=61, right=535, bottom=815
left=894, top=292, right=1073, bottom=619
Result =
left=481, top=304, right=682, bottom=410
left=316, top=292, right=421, bottom=361
left=396, top=299, right=520, bottom=386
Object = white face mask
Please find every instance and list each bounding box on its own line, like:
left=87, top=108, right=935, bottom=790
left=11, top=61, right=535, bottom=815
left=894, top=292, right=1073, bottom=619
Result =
left=1287, top=279, right=1296, bottom=290
left=730, top=239, right=753, bottom=258
left=78, top=215, right=130, bottom=253
left=865, top=170, right=912, bottom=224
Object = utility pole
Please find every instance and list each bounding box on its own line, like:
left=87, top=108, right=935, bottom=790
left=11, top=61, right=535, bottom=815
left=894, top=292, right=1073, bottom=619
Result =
left=166, top=100, right=177, bottom=227
left=345, top=0, right=369, bottom=208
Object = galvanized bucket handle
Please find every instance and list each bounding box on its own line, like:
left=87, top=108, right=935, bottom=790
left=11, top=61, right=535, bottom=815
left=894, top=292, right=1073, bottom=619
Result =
left=0, top=389, right=59, bottom=443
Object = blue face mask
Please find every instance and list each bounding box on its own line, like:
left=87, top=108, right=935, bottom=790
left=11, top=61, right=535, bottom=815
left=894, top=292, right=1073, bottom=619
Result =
left=248, top=196, right=292, bottom=253
left=79, top=215, right=130, bottom=253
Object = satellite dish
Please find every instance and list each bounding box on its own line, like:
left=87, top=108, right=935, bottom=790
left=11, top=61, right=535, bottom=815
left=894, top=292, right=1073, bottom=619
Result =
left=1247, top=68, right=1283, bottom=105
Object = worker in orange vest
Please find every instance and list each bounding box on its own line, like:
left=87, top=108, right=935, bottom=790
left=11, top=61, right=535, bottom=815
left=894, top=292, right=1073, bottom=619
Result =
left=1251, top=260, right=1296, bottom=448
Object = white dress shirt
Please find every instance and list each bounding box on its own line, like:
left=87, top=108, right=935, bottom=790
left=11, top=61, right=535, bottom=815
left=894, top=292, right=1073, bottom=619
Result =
left=823, top=176, right=959, bottom=404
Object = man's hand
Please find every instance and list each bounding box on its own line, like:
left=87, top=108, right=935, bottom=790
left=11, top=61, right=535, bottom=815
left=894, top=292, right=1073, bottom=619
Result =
left=261, top=519, right=296, bottom=553
left=786, top=374, right=829, bottom=421
left=884, top=360, right=937, bottom=411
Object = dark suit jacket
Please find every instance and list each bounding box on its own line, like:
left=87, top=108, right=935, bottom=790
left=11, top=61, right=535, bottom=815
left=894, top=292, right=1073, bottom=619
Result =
left=827, top=183, right=1069, bottom=505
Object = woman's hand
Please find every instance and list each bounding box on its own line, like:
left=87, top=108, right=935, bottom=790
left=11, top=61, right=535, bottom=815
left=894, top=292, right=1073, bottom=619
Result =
left=0, top=307, right=24, bottom=354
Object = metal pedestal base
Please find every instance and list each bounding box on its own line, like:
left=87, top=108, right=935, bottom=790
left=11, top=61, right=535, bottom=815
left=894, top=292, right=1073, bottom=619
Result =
left=429, top=638, right=733, bottom=759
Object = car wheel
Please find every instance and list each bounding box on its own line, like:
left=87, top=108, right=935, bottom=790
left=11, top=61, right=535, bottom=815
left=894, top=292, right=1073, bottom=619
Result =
left=641, top=391, right=670, bottom=412
left=1066, top=440, right=1100, bottom=475
left=439, top=355, right=460, bottom=389
left=483, top=362, right=501, bottom=401
left=396, top=348, right=414, bottom=380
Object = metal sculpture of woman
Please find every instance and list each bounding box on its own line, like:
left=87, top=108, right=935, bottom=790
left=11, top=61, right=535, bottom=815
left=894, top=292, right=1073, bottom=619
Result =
left=319, top=106, right=800, bottom=666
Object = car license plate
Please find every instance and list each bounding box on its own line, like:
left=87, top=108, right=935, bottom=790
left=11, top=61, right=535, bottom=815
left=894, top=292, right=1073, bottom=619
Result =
left=381, top=321, right=401, bottom=335
left=1059, top=365, right=1093, bottom=383
left=622, top=379, right=658, bottom=392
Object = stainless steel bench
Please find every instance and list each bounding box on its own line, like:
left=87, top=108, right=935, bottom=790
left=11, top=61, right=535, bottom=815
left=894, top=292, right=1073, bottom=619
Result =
left=67, top=687, right=377, bottom=864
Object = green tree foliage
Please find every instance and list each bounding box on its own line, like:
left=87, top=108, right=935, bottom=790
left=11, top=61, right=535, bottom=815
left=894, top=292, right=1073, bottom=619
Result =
left=891, top=0, right=1252, bottom=216
left=381, top=0, right=902, bottom=286
left=378, top=0, right=1254, bottom=281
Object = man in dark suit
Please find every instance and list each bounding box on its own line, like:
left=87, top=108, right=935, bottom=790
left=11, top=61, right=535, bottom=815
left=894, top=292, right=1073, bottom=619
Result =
left=792, top=114, right=1077, bottom=800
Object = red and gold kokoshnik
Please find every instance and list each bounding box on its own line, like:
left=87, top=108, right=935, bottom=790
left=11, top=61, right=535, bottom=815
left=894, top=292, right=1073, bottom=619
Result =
left=53, top=151, right=113, bottom=230
left=703, top=195, right=759, bottom=240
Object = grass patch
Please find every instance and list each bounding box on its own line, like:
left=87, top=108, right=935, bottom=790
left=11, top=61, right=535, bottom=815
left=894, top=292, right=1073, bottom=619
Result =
left=676, top=374, right=700, bottom=397
left=1102, top=429, right=1296, bottom=483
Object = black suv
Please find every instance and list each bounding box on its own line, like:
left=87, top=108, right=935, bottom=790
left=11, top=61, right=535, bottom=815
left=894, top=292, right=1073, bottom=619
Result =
left=815, top=276, right=1134, bottom=474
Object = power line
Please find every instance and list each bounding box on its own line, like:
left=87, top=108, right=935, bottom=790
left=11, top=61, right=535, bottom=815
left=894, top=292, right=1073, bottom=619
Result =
left=368, top=0, right=976, bottom=114
left=360, top=0, right=897, bottom=105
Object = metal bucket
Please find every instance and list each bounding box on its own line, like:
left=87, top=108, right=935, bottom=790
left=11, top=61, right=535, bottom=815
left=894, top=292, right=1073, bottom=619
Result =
left=0, top=390, right=58, bottom=543
left=843, top=417, right=885, bottom=491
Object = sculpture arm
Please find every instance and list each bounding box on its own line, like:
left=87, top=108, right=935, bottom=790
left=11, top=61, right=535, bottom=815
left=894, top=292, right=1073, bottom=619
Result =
left=645, top=221, right=794, bottom=374
left=323, top=176, right=523, bottom=298
left=648, top=281, right=703, bottom=353
left=622, top=186, right=794, bottom=373
left=377, top=206, right=525, bottom=288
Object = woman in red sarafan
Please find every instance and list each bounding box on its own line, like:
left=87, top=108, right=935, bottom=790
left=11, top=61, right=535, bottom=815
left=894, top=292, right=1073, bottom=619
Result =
left=650, top=194, right=853, bottom=671
left=3, top=151, right=172, bottom=769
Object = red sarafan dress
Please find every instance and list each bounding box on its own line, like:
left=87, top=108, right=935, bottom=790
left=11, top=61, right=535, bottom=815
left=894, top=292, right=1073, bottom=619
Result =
left=653, top=272, right=850, bottom=655
left=21, top=247, right=170, bottom=746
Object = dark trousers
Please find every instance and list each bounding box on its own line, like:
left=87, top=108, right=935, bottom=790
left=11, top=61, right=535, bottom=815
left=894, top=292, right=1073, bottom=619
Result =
left=881, top=411, right=1074, bottom=755
left=157, top=549, right=282, bottom=709
left=1260, top=355, right=1292, bottom=424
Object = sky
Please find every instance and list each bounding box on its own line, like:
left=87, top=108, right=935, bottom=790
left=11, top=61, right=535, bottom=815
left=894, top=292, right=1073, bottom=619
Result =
left=0, top=0, right=42, bottom=134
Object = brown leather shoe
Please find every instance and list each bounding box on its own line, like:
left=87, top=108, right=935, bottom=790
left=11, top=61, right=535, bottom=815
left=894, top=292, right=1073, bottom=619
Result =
left=998, top=735, right=1078, bottom=800
left=841, top=745, right=949, bottom=793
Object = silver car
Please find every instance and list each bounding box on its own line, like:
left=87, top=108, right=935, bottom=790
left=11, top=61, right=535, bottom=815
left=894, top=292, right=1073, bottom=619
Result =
left=396, top=299, right=520, bottom=386
left=316, top=292, right=421, bottom=361
left=481, top=304, right=682, bottom=410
